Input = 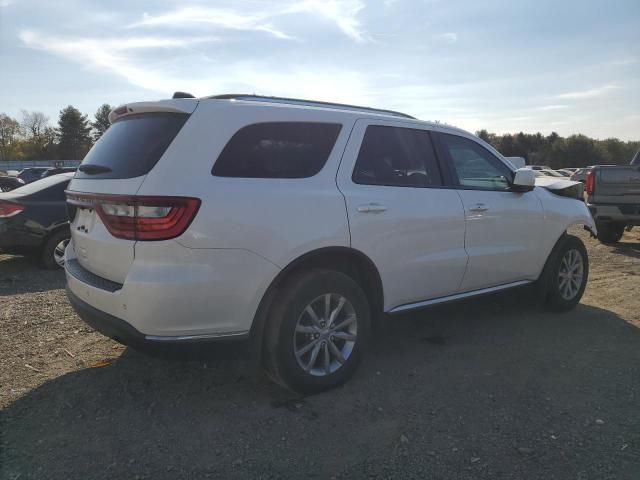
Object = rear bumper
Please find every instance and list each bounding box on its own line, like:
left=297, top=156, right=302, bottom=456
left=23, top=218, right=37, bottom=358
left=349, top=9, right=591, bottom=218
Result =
left=66, top=287, right=248, bottom=353
left=64, top=238, right=279, bottom=338
left=587, top=203, right=640, bottom=225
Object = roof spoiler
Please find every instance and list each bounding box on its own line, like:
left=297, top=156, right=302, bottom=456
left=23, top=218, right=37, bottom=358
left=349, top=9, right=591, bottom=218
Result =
left=108, top=99, right=198, bottom=124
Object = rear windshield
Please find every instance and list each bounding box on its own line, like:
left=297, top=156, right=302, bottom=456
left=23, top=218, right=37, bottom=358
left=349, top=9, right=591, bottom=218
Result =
left=75, top=113, right=189, bottom=179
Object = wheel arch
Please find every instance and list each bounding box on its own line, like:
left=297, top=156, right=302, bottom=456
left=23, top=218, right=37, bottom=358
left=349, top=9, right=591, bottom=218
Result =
left=249, top=246, right=384, bottom=363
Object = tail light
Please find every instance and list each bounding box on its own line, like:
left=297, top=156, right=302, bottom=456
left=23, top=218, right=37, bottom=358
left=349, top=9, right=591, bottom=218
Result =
left=0, top=201, right=25, bottom=218
left=585, top=170, right=595, bottom=196
left=65, top=193, right=200, bottom=241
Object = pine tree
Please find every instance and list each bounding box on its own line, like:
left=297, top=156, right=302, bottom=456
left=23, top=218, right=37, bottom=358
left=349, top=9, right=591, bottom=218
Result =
left=57, top=106, right=92, bottom=159
left=91, top=104, right=112, bottom=142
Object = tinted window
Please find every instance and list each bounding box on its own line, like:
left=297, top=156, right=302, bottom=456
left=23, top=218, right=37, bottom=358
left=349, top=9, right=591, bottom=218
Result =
left=440, top=134, right=512, bottom=190
left=212, top=122, right=342, bottom=178
left=353, top=125, right=442, bottom=187
left=75, top=113, right=189, bottom=179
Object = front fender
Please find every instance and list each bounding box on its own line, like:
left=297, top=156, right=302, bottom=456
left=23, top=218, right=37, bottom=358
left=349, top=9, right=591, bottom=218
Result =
left=535, top=188, right=596, bottom=270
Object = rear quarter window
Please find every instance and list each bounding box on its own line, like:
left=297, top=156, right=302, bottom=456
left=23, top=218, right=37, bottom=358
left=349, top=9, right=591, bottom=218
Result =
left=75, top=113, right=189, bottom=179
left=212, top=122, right=342, bottom=178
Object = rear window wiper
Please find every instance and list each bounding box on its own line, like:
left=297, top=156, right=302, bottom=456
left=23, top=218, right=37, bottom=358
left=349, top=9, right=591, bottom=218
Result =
left=78, top=164, right=112, bottom=174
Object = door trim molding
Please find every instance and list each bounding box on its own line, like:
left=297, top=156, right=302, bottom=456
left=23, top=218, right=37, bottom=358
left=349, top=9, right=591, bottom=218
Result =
left=388, top=280, right=532, bottom=314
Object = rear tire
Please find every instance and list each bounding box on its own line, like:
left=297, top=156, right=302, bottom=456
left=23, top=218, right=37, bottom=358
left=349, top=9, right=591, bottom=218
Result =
left=596, top=221, right=625, bottom=244
left=539, top=234, right=589, bottom=312
left=39, top=230, right=70, bottom=270
left=263, top=269, right=371, bottom=394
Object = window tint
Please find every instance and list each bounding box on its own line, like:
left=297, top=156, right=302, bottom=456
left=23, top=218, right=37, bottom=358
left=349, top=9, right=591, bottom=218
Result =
left=75, top=113, right=190, bottom=180
left=440, top=134, right=512, bottom=190
left=352, top=126, right=442, bottom=187
left=212, top=122, right=342, bottom=178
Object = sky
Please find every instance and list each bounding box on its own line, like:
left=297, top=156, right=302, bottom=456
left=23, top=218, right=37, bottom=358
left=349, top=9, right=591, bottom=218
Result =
left=1, top=0, right=639, bottom=140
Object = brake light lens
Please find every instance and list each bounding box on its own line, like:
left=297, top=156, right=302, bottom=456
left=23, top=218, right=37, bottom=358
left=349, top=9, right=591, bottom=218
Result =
left=0, top=201, right=25, bottom=218
left=65, top=193, right=200, bottom=241
left=585, top=170, right=595, bottom=196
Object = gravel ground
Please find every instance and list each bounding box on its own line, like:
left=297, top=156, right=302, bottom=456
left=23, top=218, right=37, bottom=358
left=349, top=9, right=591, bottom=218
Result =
left=1, top=228, right=639, bottom=479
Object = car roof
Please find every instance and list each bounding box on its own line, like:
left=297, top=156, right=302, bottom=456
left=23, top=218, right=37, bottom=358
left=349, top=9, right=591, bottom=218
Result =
left=201, top=94, right=474, bottom=137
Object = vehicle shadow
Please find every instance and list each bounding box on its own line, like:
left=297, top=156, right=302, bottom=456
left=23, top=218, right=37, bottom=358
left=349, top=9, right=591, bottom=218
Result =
left=0, top=255, right=65, bottom=296
left=3, top=291, right=640, bottom=480
left=611, top=241, right=640, bottom=260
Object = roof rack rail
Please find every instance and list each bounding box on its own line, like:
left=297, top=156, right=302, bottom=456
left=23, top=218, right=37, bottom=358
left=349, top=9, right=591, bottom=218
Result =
left=206, top=94, right=415, bottom=119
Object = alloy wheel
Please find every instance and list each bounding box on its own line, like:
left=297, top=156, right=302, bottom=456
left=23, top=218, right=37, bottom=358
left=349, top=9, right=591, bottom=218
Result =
left=293, top=293, right=358, bottom=377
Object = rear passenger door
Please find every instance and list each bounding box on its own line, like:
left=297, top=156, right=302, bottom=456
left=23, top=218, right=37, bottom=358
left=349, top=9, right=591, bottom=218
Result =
left=337, top=120, right=468, bottom=311
left=434, top=132, right=544, bottom=291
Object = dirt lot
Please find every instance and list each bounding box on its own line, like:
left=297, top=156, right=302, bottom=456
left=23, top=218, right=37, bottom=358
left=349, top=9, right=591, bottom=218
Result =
left=1, top=229, right=639, bottom=479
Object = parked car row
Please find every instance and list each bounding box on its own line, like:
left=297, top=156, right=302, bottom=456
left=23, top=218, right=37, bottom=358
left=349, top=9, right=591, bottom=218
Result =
left=0, top=167, right=78, bottom=193
left=0, top=176, right=25, bottom=192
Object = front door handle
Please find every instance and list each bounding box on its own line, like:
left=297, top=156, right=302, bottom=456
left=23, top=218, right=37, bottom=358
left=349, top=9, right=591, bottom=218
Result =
left=357, top=203, right=387, bottom=213
left=469, top=203, right=488, bottom=213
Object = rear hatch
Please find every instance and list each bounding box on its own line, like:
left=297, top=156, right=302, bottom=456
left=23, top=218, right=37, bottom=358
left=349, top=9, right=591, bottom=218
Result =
left=591, top=165, right=640, bottom=205
left=66, top=99, right=197, bottom=283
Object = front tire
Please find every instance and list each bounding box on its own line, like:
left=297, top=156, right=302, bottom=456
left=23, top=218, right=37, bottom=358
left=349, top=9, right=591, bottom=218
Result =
left=541, top=235, right=589, bottom=311
left=263, top=269, right=371, bottom=394
left=596, top=221, right=625, bottom=244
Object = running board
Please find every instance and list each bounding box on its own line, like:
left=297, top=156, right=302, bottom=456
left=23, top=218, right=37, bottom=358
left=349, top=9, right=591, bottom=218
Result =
left=389, top=280, right=532, bottom=314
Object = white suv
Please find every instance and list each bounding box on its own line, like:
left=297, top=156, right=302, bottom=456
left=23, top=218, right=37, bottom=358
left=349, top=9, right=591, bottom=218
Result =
left=65, top=94, right=596, bottom=393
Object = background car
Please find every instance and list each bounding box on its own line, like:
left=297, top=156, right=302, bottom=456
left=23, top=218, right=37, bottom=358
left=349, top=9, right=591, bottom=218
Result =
left=570, top=167, right=592, bottom=183
left=41, top=167, right=77, bottom=178
left=0, top=173, right=73, bottom=269
left=17, top=167, right=52, bottom=184
left=534, top=169, right=564, bottom=178
left=0, top=176, right=25, bottom=192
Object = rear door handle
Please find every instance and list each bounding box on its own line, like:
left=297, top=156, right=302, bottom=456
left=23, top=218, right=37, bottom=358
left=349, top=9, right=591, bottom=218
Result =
left=357, top=203, right=387, bottom=213
left=469, top=203, right=488, bottom=213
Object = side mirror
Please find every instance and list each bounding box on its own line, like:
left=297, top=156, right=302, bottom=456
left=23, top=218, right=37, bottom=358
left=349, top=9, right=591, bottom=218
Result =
left=512, top=168, right=536, bottom=192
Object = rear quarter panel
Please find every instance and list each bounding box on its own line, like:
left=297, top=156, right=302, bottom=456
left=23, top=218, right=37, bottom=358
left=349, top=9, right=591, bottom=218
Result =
left=136, top=101, right=355, bottom=268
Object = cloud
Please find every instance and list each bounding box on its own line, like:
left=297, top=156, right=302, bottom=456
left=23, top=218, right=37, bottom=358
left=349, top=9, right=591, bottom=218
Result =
left=129, top=1, right=368, bottom=43
left=18, top=29, right=373, bottom=103
left=609, top=57, right=637, bottom=67
left=129, top=7, right=293, bottom=40
left=435, top=32, right=457, bottom=44
left=283, top=0, right=367, bottom=43
left=557, top=84, right=620, bottom=100
left=537, top=104, right=569, bottom=111
left=18, top=30, right=217, bottom=93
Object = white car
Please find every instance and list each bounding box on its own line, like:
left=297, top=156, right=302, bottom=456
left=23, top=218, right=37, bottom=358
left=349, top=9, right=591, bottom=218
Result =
left=65, top=94, right=596, bottom=393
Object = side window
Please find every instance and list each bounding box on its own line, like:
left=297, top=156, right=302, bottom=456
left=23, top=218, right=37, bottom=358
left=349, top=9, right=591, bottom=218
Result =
left=212, top=122, right=342, bottom=178
left=352, top=125, right=442, bottom=187
left=440, top=133, right=512, bottom=190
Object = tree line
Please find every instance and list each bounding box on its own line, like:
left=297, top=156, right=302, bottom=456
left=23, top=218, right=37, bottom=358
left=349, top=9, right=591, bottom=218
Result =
left=0, top=104, right=111, bottom=161
left=477, top=130, right=639, bottom=169
left=0, top=104, right=638, bottom=167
